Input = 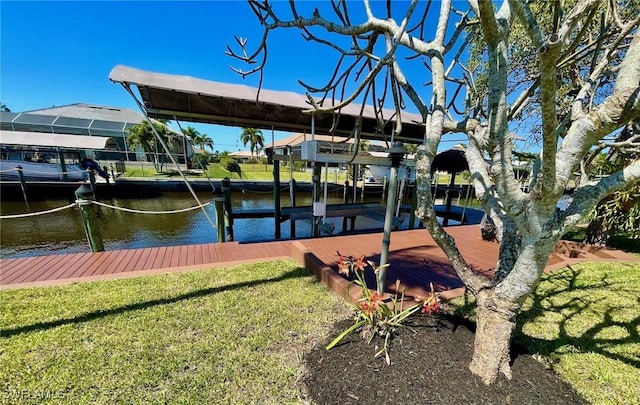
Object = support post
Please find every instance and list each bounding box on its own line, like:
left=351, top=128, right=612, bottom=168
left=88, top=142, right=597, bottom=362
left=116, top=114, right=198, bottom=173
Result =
left=273, top=159, right=281, bottom=239
left=75, top=185, right=104, bottom=252
left=378, top=166, right=398, bottom=293
left=342, top=180, right=349, bottom=232
left=377, top=142, right=407, bottom=294
left=58, top=149, right=68, bottom=181
left=351, top=164, right=358, bottom=203
left=88, top=170, right=97, bottom=197
left=221, top=177, right=234, bottom=241
left=443, top=173, right=456, bottom=227
left=311, top=164, right=321, bottom=237
left=103, top=166, right=110, bottom=185
left=214, top=197, right=225, bottom=242
left=289, top=178, right=296, bottom=238
left=16, top=166, right=28, bottom=204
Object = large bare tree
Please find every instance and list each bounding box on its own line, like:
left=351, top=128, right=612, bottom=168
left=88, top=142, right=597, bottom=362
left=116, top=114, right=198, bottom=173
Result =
left=229, top=0, right=640, bottom=384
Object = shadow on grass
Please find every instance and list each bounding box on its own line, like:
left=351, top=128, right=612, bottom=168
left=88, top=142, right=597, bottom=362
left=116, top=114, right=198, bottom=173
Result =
left=514, top=265, right=640, bottom=369
left=1, top=267, right=307, bottom=338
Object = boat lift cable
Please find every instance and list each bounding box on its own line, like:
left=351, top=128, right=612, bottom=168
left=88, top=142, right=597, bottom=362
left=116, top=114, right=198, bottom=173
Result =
left=173, top=117, right=217, bottom=193
left=0, top=203, right=77, bottom=219
left=120, top=83, right=218, bottom=233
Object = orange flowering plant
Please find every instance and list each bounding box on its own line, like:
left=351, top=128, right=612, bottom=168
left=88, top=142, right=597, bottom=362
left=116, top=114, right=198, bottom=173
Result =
left=326, top=252, right=441, bottom=365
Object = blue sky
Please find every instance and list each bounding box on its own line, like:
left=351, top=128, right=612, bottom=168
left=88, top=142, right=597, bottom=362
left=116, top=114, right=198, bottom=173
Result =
left=1, top=1, right=478, bottom=151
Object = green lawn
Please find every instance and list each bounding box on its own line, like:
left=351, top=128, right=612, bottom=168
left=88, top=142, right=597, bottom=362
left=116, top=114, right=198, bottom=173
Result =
left=123, top=163, right=319, bottom=182
left=0, top=260, right=350, bottom=404
left=3, top=257, right=638, bottom=404
left=448, top=260, right=640, bottom=405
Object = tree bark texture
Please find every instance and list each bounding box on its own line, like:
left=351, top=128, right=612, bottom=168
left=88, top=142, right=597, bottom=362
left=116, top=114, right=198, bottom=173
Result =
left=468, top=290, right=520, bottom=385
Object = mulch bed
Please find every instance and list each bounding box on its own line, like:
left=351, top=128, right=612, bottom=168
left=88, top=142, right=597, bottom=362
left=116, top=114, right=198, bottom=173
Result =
left=300, top=314, right=587, bottom=404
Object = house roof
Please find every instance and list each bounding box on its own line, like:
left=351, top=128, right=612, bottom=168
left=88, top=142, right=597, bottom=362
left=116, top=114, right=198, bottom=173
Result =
left=23, top=103, right=144, bottom=123
left=266, top=133, right=351, bottom=148
left=109, top=65, right=429, bottom=144
left=229, top=150, right=254, bottom=158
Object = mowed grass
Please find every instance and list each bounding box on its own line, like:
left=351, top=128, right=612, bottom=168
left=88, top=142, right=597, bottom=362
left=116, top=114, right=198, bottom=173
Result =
left=0, top=260, right=351, bottom=404
left=449, top=260, right=640, bottom=405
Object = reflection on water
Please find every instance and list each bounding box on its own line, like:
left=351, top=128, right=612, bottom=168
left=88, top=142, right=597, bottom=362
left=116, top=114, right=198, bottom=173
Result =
left=1, top=190, right=391, bottom=258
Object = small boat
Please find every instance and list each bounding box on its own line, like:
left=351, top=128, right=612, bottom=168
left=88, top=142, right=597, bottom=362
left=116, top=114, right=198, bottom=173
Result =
left=0, top=159, right=88, bottom=182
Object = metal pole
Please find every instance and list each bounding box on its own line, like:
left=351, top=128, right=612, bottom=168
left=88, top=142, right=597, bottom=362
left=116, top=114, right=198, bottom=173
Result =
left=58, top=148, right=68, bottom=181
left=377, top=141, right=406, bottom=294
left=274, top=159, right=281, bottom=239
left=16, top=166, right=28, bottom=204
left=378, top=165, right=398, bottom=294
left=222, top=177, right=234, bottom=241
left=88, top=170, right=96, bottom=198
left=342, top=180, right=349, bottom=232
left=311, top=164, right=322, bottom=237
left=290, top=178, right=296, bottom=238
left=75, top=185, right=104, bottom=252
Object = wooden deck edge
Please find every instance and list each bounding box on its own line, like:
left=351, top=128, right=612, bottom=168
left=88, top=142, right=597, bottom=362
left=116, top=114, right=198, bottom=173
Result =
left=0, top=256, right=293, bottom=290
left=292, top=241, right=362, bottom=305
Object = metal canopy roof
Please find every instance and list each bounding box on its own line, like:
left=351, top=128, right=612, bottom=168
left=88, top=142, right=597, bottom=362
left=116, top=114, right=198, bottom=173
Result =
left=109, top=65, right=428, bottom=144
left=0, top=130, right=119, bottom=150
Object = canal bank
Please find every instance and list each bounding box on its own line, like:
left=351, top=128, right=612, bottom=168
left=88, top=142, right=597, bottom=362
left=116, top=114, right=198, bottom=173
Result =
left=0, top=177, right=321, bottom=200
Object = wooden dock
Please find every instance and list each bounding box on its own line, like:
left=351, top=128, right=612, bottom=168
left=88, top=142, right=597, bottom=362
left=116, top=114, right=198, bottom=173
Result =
left=1, top=226, right=637, bottom=304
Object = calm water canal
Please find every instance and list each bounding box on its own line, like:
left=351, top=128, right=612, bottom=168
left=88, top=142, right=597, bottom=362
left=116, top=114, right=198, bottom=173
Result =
left=1, top=190, right=389, bottom=258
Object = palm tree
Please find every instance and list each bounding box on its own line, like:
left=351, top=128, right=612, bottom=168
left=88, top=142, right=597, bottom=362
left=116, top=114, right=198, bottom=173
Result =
left=127, top=119, right=175, bottom=172
left=240, top=127, right=265, bottom=160
left=194, top=133, right=214, bottom=153
left=182, top=126, right=213, bottom=152
left=181, top=126, right=200, bottom=146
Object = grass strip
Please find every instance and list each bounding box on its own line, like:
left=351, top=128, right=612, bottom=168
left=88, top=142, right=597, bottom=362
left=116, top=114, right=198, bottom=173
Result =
left=0, top=259, right=350, bottom=404
left=448, top=261, right=640, bottom=405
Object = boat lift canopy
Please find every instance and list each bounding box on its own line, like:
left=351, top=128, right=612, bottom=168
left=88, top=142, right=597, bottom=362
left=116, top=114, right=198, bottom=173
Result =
left=108, top=65, right=428, bottom=144
left=0, top=130, right=119, bottom=150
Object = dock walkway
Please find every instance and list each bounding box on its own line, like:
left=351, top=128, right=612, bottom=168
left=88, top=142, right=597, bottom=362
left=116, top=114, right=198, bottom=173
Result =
left=1, top=226, right=637, bottom=303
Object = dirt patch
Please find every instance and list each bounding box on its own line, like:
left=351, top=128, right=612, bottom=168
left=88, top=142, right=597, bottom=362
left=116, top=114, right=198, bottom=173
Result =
left=300, top=314, right=587, bottom=404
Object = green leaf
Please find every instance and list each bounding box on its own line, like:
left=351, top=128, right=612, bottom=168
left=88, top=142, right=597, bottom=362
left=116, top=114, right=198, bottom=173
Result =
left=325, top=320, right=367, bottom=350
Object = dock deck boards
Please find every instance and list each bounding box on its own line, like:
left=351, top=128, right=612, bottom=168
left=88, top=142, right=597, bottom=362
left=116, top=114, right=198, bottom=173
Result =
left=1, top=226, right=638, bottom=303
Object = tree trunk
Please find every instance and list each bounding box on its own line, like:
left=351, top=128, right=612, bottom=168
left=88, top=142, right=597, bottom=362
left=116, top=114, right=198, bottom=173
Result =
left=468, top=289, right=520, bottom=385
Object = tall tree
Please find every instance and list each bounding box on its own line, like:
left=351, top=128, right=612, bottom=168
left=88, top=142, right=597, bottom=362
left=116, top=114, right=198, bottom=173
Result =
left=194, top=133, right=214, bottom=153
left=240, top=127, right=265, bottom=159
left=127, top=119, right=176, bottom=172
left=229, top=0, right=640, bottom=384
left=182, top=126, right=214, bottom=153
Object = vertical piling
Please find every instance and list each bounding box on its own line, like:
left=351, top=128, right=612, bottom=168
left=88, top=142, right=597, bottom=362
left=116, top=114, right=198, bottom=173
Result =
left=289, top=178, right=296, bottom=238
left=311, top=164, right=322, bottom=237
left=88, top=170, right=97, bottom=197
left=342, top=180, right=349, bottom=232
left=221, top=177, right=234, bottom=241
left=58, top=149, right=68, bottom=181
left=214, top=197, right=225, bottom=242
left=75, top=185, right=104, bottom=252
left=273, top=159, right=281, bottom=239
left=16, top=166, right=28, bottom=204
